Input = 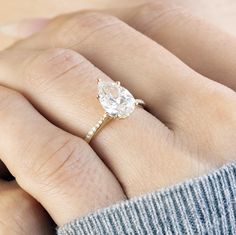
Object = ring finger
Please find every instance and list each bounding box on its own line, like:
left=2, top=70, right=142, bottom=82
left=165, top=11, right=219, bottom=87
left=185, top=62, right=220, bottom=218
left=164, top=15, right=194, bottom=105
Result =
left=0, top=48, right=180, bottom=196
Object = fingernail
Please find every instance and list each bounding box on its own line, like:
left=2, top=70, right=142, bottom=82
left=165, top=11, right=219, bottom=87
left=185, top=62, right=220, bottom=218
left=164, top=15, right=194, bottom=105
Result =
left=0, top=18, right=49, bottom=38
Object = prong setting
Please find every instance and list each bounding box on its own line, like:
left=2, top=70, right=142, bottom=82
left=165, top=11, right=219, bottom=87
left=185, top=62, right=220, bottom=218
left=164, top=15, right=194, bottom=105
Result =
left=85, top=80, right=145, bottom=143
left=97, top=80, right=137, bottom=119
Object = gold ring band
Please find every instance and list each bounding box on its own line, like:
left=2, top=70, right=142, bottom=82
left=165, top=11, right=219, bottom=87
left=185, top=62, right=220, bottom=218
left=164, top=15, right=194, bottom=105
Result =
left=85, top=113, right=112, bottom=143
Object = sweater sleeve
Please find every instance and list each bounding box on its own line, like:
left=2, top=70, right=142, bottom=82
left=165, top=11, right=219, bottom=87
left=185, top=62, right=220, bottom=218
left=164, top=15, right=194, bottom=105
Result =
left=57, top=163, right=236, bottom=235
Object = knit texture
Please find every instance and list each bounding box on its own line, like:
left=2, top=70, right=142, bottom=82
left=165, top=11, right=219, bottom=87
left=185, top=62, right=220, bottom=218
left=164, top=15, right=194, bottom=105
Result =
left=58, top=163, right=236, bottom=235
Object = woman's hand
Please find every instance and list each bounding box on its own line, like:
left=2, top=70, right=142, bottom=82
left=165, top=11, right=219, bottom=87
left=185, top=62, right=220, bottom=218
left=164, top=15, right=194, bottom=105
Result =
left=0, top=1, right=236, bottom=229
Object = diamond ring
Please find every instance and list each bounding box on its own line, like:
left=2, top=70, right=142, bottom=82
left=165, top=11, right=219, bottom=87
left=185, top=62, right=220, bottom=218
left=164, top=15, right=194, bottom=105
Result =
left=84, top=79, right=145, bottom=143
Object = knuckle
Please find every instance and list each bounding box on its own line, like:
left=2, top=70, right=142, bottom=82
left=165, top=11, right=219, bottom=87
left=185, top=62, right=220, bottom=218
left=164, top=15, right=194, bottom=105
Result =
left=71, top=11, right=120, bottom=29
left=179, top=82, right=236, bottom=127
left=57, top=11, right=122, bottom=45
left=25, top=137, right=93, bottom=190
left=131, top=1, right=189, bottom=33
left=22, top=48, right=88, bottom=90
left=200, top=86, right=236, bottom=129
left=135, top=1, right=170, bottom=13
left=203, top=85, right=236, bottom=123
left=184, top=85, right=236, bottom=156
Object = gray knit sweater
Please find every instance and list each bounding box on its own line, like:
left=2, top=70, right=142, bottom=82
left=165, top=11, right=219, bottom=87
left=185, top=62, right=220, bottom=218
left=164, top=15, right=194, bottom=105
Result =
left=58, top=163, right=236, bottom=235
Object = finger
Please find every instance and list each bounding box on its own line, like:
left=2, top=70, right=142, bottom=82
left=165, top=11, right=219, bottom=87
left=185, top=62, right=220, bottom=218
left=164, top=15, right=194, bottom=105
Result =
left=0, top=18, right=49, bottom=39
left=0, top=86, right=125, bottom=225
left=0, top=49, right=180, bottom=197
left=106, top=1, right=236, bottom=90
left=10, top=11, right=207, bottom=125
left=0, top=180, right=54, bottom=235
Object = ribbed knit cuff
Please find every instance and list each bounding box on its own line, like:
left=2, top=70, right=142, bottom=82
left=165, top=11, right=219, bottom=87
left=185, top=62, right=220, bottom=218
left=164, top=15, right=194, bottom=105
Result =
left=58, top=163, right=236, bottom=235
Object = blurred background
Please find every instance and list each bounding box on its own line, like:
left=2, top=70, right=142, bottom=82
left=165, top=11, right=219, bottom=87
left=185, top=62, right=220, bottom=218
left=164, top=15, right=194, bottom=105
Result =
left=1, top=0, right=236, bottom=50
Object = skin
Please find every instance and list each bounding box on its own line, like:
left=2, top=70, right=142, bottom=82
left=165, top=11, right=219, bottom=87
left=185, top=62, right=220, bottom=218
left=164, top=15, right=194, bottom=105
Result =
left=1, top=0, right=236, bottom=50
left=0, top=181, right=54, bottom=234
left=0, top=0, right=236, bottom=233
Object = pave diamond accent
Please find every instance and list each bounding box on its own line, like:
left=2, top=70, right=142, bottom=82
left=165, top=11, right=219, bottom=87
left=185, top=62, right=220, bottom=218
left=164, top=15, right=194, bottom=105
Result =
left=98, top=80, right=136, bottom=118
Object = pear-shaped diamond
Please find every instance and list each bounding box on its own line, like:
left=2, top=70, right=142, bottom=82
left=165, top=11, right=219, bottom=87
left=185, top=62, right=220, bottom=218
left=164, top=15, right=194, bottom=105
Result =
left=98, top=81, right=136, bottom=118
